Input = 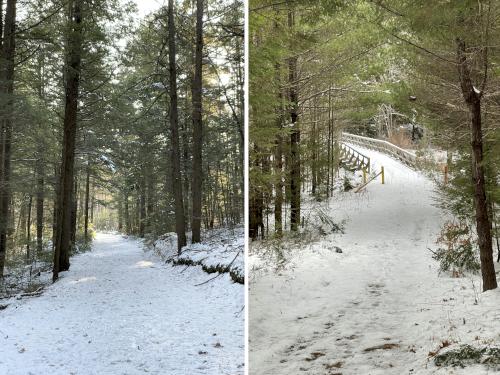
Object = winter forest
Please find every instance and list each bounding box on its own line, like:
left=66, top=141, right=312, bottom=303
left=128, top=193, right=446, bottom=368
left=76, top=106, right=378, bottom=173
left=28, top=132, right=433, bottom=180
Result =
left=249, top=1, right=499, bottom=374
left=0, top=0, right=244, bottom=373
left=1, top=0, right=500, bottom=374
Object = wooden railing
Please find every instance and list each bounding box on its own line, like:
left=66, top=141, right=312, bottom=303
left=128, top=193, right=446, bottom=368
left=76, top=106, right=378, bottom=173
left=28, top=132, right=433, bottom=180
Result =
left=340, top=142, right=371, bottom=173
left=342, top=132, right=418, bottom=169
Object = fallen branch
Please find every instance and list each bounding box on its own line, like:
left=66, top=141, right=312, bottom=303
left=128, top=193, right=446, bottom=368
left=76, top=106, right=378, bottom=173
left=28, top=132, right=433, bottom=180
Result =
left=18, top=286, right=44, bottom=299
left=194, top=250, right=242, bottom=286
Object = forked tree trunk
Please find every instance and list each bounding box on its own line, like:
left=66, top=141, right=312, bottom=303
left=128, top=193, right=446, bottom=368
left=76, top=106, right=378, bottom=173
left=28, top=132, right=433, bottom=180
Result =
left=456, top=38, right=497, bottom=291
left=168, top=0, right=186, bottom=254
left=53, top=0, right=83, bottom=281
left=191, top=0, right=204, bottom=244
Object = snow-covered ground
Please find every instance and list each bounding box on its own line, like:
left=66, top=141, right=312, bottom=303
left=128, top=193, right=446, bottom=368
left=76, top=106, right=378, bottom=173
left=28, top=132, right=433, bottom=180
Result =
left=249, top=144, right=500, bottom=374
left=0, top=233, right=244, bottom=375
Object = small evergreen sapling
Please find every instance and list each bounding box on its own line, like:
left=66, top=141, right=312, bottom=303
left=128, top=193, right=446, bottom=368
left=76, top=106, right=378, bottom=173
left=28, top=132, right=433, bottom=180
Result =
left=431, top=221, right=480, bottom=276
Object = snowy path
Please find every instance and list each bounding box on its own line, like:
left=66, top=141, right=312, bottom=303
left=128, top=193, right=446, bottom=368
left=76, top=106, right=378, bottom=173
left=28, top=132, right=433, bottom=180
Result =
left=249, top=145, right=500, bottom=374
left=0, top=233, right=244, bottom=375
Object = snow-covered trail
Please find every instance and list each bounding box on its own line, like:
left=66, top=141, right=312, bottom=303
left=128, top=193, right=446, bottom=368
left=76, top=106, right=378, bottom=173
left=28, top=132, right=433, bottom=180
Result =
left=0, top=233, right=244, bottom=375
left=249, top=145, right=499, bottom=374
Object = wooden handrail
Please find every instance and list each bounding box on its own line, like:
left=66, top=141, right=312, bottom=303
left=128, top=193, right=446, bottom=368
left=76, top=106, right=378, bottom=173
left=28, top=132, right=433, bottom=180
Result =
left=342, top=132, right=417, bottom=168
left=340, top=142, right=371, bottom=173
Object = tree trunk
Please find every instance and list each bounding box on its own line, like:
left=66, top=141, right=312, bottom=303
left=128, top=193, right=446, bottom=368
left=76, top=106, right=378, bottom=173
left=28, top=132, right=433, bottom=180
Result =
left=84, top=156, right=90, bottom=243
left=35, top=49, right=45, bottom=255
left=124, top=191, right=131, bottom=234
left=273, top=61, right=284, bottom=236
left=139, top=176, right=145, bottom=238
left=249, top=191, right=264, bottom=240
left=168, top=0, right=187, bottom=254
left=52, top=167, right=59, bottom=251
left=134, top=193, right=140, bottom=234
left=191, top=0, right=204, bottom=244
left=311, top=107, right=317, bottom=195
left=0, top=0, right=16, bottom=277
left=70, top=179, right=78, bottom=246
left=275, top=134, right=283, bottom=237
left=182, top=92, right=190, bottom=226
left=36, top=153, right=44, bottom=254
left=288, top=9, right=300, bottom=232
left=26, top=194, right=32, bottom=261
left=326, top=89, right=332, bottom=197
left=117, top=197, right=123, bottom=232
left=53, top=0, right=83, bottom=281
left=456, top=38, right=497, bottom=291
left=146, top=174, right=154, bottom=233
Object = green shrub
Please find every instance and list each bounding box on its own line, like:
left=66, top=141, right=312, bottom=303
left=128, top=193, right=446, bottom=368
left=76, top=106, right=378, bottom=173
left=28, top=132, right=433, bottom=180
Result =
left=431, top=221, right=480, bottom=276
left=435, top=345, right=500, bottom=369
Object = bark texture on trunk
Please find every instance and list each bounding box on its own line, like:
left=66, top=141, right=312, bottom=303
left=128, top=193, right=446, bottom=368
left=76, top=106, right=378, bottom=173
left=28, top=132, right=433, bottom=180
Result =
left=191, top=0, right=204, bottom=244
left=274, top=135, right=283, bottom=236
left=456, top=38, right=497, bottom=291
left=70, top=180, right=77, bottom=248
left=0, top=0, right=16, bottom=277
left=288, top=9, right=300, bottom=232
left=117, top=198, right=123, bottom=232
left=249, top=190, right=264, bottom=240
left=84, top=157, right=90, bottom=243
left=168, top=0, right=186, bottom=254
left=124, top=191, right=130, bottom=234
left=26, top=195, right=32, bottom=260
left=139, top=176, right=145, bottom=238
left=53, top=0, right=83, bottom=281
left=36, top=152, right=44, bottom=254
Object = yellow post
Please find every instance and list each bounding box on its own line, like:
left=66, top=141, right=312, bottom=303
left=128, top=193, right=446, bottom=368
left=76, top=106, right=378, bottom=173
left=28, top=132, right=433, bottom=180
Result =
left=381, top=166, right=385, bottom=184
left=363, top=168, right=367, bottom=183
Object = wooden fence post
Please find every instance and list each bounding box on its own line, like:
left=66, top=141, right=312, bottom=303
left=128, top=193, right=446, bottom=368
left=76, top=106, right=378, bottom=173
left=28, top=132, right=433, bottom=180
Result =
left=381, top=166, right=385, bottom=184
